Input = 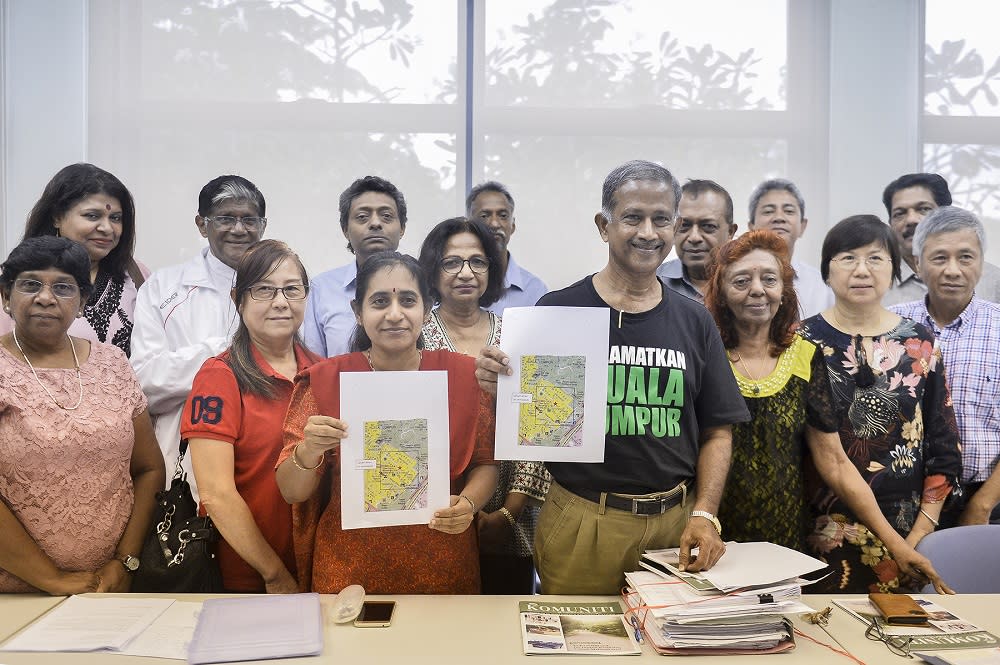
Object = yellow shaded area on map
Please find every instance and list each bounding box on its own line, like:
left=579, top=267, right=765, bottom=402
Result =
left=363, top=421, right=419, bottom=507
left=519, top=356, right=574, bottom=443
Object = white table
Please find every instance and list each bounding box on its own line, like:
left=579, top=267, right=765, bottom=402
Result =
left=2, top=593, right=996, bottom=663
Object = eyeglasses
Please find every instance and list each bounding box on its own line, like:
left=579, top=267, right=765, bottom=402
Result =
left=203, top=215, right=267, bottom=231
left=830, top=254, right=890, bottom=270
left=248, top=284, right=308, bottom=301
left=441, top=256, right=490, bottom=274
left=13, top=278, right=80, bottom=299
left=865, top=617, right=914, bottom=658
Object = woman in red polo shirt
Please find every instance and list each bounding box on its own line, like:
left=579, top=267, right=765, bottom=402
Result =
left=182, top=240, right=319, bottom=593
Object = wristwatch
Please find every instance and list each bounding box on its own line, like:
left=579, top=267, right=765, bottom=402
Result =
left=690, top=510, right=722, bottom=535
left=119, top=554, right=140, bottom=573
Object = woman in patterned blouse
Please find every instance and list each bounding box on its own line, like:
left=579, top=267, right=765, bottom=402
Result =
left=705, top=229, right=950, bottom=594
left=798, top=215, right=962, bottom=593
left=418, top=217, right=551, bottom=594
left=0, top=163, right=147, bottom=356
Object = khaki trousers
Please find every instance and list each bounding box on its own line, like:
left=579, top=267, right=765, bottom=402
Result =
left=534, top=481, right=691, bottom=595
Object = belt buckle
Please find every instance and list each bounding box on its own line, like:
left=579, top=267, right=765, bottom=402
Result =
left=631, top=496, right=666, bottom=515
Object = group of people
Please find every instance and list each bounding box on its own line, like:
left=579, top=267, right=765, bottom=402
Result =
left=1, top=158, right=997, bottom=600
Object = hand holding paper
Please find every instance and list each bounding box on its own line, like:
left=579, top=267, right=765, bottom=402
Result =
left=678, top=520, right=725, bottom=572
left=301, top=415, right=348, bottom=459
left=430, top=495, right=476, bottom=534
left=475, top=345, right=511, bottom=394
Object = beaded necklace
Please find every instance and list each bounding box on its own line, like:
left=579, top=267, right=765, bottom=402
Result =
left=11, top=328, right=84, bottom=410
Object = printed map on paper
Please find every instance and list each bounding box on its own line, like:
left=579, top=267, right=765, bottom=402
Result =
left=519, top=355, right=586, bottom=447
left=363, top=418, right=429, bottom=511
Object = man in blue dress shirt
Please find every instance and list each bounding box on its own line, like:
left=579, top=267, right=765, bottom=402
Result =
left=302, top=176, right=407, bottom=357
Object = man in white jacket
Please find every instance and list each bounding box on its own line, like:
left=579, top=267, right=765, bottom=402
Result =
left=131, top=175, right=267, bottom=499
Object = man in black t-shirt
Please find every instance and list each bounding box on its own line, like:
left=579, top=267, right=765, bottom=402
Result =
left=476, top=160, right=750, bottom=594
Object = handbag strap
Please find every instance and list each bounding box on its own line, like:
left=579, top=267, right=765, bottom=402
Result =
left=172, top=439, right=190, bottom=480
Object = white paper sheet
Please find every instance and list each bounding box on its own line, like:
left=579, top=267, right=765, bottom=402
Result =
left=187, top=593, right=323, bottom=664
left=644, top=542, right=826, bottom=591
left=120, top=600, right=201, bottom=660
left=340, top=370, right=450, bottom=529
left=1, top=595, right=174, bottom=652
left=495, top=306, right=609, bottom=462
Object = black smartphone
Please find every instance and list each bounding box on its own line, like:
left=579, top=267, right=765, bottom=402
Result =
left=354, top=600, right=396, bottom=627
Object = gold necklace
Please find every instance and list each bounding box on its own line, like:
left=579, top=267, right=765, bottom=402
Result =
left=11, top=328, right=84, bottom=410
left=730, top=348, right=770, bottom=396
left=365, top=348, right=422, bottom=372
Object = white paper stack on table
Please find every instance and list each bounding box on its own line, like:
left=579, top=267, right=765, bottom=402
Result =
left=623, top=541, right=827, bottom=655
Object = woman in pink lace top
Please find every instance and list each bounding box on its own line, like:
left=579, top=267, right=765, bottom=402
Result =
left=0, top=236, right=164, bottom=594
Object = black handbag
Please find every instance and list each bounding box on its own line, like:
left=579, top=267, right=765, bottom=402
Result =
left=132, top=439, right=224, bottom=593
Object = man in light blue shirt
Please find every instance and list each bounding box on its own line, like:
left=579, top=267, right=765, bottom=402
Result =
left=302, top=176, right=407, bottom=356
left=466, top=181, right=547, bottom=315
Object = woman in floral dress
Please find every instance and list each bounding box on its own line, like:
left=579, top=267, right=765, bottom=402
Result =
left=798, top=215, right=961, bottom=593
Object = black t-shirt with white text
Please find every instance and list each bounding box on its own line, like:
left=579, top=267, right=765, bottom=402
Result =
left=540, top=275, right=750, bottom=495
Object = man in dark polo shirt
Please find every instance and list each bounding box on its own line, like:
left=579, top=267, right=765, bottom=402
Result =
left=476, top=160, right=750, bottom=594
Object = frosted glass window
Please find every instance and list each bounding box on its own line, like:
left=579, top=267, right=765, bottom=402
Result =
left=484, top=0, right=786, bottom=110
left=925, top=0, right=1000, bottom=117
left=141, top=0, right=457, bottom=104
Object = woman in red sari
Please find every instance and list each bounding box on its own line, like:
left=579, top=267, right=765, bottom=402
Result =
left=276, top=252, right=497, bottom=593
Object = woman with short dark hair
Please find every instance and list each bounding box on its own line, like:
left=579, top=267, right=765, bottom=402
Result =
left=0, top=236, right=164, bottom=594
left=798, top=215, right=961, bottom=593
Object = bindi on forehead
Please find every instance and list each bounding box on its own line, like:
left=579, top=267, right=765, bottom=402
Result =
left=106, top=204, right=112, bottom=211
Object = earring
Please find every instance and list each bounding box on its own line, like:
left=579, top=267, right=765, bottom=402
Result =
left=55, top=227, right=61, bottom=237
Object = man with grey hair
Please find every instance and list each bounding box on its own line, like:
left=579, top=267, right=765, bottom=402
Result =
left=747, top=178, right=833, bottom=318
left=132, top=174, right=267, bottom=499
left=475, top=160, right=749, bottom=594
left=466, top=181, right=547, bottom=315
left=881, top=172, right=1000, bottom=305
left=891, top=206, right=1000, bottom=527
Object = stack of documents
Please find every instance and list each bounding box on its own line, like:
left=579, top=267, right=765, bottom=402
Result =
left=623, top=541, right=826, bottom=655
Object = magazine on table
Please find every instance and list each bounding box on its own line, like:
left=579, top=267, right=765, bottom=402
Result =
left=518, top=601, right=641, bottom=656
left=834, top=597, right=1000, bottom=651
